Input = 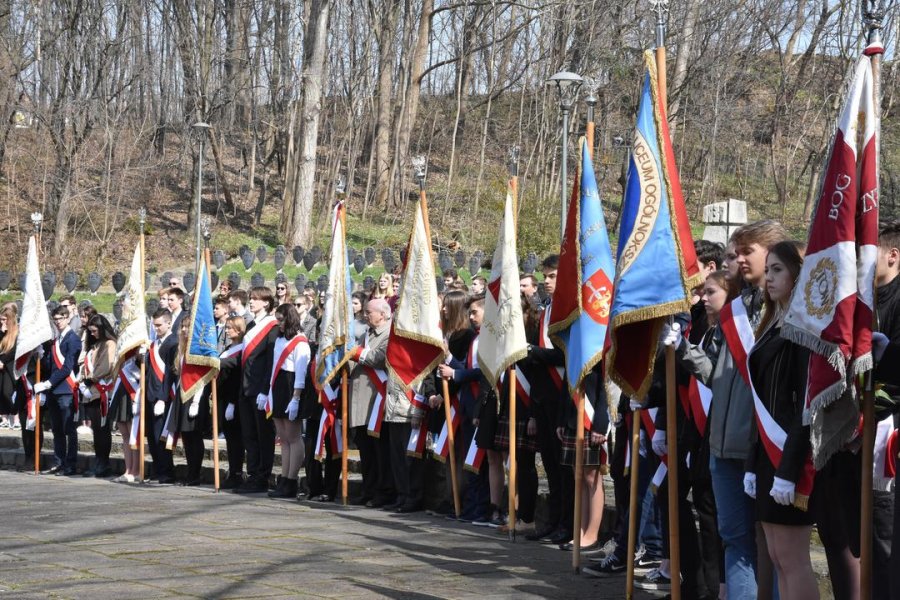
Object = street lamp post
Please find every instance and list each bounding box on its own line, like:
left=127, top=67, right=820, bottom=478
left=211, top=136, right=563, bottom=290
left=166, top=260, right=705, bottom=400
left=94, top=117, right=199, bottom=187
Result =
left=546, top=71, right=583, bottom=239
left=192, top=122, right=211, bottom=270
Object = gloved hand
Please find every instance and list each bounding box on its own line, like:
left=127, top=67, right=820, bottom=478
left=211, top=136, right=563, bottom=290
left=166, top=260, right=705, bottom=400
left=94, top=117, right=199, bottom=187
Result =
left=188, top=399, right=199, bottom=418
left=79, top=383, right=90, bottom=397
left=35, top=346, right=44, bottom=359
left=225, top=403, right=235, bottom=421
left=287, top=398, right=300, bottom=421
left=770, top=476, right=795, bottom=506
left=872, top=331, right=889, bottom=362
left=743, top=472, right=756, bottom=498
left=33, top=381, right=51, bottom=394
left=38, top=393, right=47, bottom=407
left=154, top=400, right=165, bottom=416
left=661, top=322, right=684, bottom=350
left=256, top=393, right=268, bottom=411
left=132, top=400, right=140, bottom=415
left=139, top=343, right=149, bottom=356
left=629, top=398, right=644, bottom=411
left=651, top=429, right=667, bottom=457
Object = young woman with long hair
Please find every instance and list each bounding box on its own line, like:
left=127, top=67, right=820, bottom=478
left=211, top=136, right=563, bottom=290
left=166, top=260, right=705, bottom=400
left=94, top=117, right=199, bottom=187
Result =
left=170, top=315, right=208, bottom=485
left=267, top=303, right=310, bottom=499
left=745, top=240, right=818, bottom=599
left=369, top=272, right=394, bottom=302
left=218, top=315, right=246, bottom=489
left=78, top=315, right=117, bottom=477
left=0, top=305, right=18, bottom=429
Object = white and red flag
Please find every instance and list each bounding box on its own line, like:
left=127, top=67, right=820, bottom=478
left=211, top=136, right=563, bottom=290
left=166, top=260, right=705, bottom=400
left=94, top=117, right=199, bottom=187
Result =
left=385, top=198, right=444, bottom=390
left=13, top=237, right=53, bottom=378
left=783, top=48, right=879, bottom=415
left=477, top=188, right=527, bottom=386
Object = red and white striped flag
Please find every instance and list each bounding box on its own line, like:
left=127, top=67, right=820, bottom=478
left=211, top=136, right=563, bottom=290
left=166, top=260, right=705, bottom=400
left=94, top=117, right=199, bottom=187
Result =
left=783, top=47, right=879, bottom=417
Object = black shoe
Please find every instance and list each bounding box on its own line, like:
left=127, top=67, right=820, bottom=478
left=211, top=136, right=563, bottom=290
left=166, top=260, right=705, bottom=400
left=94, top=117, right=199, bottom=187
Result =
left=525, top=526, right=557, bottom=542
left=180, top=479, right=203, bottom=487
left=311, top=494, right=334, bottom=503
left=156, top=476, right=176, bottom=485
left=41, top=465, right=62, bottom=475
left=349, top=496, right=372, bottom=506
left=82, top=468, right=96, bottom=477
left=94, top=467, right=113, bottom=478
left=548, top=529, right=571, bottom=545
left=220, top=474, right=243, bottom=489
left=558, top=540, right=603, bottom=554
left=366, top=499, right=387, bottom=508
left=233, top=479, right=268, bottom=494
left=62, top=468, right=77, bottom=476
left=267, top=478, right=287, bottom=498
left=382, top=501, right=402, bottom=511
left=396, top=503, right=423, bottom=514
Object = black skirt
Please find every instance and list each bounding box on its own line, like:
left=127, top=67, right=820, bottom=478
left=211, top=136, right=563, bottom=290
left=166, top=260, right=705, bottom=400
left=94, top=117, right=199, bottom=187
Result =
left=475, top=391, right=499, bottom=450
left=270, top=369, right=296, bottom=419
left=560, top=427, right=608, bottom=468
left=754, top=445, right=818, bottom=526
left=109, top=387, right=133, bottom=424
left=171, top=391, right=209, bottom=433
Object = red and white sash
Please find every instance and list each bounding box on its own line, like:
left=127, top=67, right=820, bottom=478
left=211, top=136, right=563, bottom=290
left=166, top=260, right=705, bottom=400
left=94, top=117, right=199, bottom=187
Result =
left=874, top=416, right=896, bottom=490
left=464, top=335, right=480, bottom=400
left=148, top=340, right=165, bottom=383
left=679, top=377, right=712, bottom=436
left=52, top=339, right=79, bottom=410
left=464, top=429, right=486, bottom=473
left=432, top=395, right=461, bottom=460
left=220, top=342, right=244, bottom=360
left=20, top=376, right=36, bottom=430
left=539, top=308, right=564, bottom=391
left=365, top=366, right=389, bottom=437
left=83, top=350, right=113, bottom=425
left=315, top=380, right=343, bottom=460
left=406, top=418, right=429, bottom=458
left=267, top=335, right=308, bottom=418
left=721, top=296, right=816, bottom=509
left=639, top=407, right=669, bottom=491
left=241, top=315, right=278, bottom=366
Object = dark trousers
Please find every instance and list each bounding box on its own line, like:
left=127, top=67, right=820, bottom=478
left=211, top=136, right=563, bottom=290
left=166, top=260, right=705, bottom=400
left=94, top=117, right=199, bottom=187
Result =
left=48, top=393, right=77, bottom=469
left=18, top=401, right=43, bottom=467
left=535, top=397, right=564, bottom=530
left=693, top=476, right=724, bottom=592
left=181, top=430, right=205, bottom=482
left=657, top=454, right=706, bottom=598
left=218, top=402, right=244, bottom=477
left=305, top=419, right=340, bottom=498
left=382, top=422, right=424, bottom=507
left=146, top=410, right=174, bottom=479
left=84, top=402, right=111, bottom=469
left=460, top=422, right=489, bottom=520
left=239, top=395, right=275, bottom=482
left=517, top=449, right=538, bottom=523
left=353, top=425, right=382, bottom=501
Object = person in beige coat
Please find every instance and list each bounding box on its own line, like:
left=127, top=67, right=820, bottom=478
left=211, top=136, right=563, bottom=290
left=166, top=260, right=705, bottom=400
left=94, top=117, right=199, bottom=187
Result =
left=347, top=298, right=392, bottom=506
left=78, top=315, right=117, bottom=478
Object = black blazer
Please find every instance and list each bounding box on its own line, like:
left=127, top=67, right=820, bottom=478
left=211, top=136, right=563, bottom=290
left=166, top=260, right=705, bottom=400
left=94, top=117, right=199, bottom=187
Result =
left=241, top=319, right=279, bottom=397
left=147, top=334, right=178, bottom=403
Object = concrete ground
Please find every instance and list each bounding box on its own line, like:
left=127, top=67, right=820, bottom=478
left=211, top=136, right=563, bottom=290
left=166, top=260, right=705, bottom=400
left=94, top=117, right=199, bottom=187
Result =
left=0, top=470, right=667, bottom=600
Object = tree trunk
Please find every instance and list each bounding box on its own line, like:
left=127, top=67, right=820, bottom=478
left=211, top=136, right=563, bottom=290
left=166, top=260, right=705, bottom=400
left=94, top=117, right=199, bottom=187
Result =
left=282, top=0, right=331, bottom=247
left=372, top=0, right=401, bottom=209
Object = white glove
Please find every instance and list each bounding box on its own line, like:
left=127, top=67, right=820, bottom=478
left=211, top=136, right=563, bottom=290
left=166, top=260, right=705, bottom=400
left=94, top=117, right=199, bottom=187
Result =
left=629, top=398, right=644, bottom=411
left=78, top=383, right=90, bottom=397
left=256, top=393, right=268, bottom=411
left=35, top=346, right=44, bottom=359
left=872, top=331, right=889, bottom=362
left=188, top=399, right=199, bottom=418
left=651, top=429, right=667, bottom=457
left=154, top=400, right=165, bottom=416
left=661, top=322, right=684, bottom=350
left=225, top=403, right=235, bottom=421
left=139, top=343, right=149, bottom=356
left=38, top=393, right=47, bottom=407
left=743, top=472, right=757, bottom=498
left=770, top=476, right=796, bottom=506
left=287, top=398, right=300, bottom=421
left=33, top=381, right=51, bottom=394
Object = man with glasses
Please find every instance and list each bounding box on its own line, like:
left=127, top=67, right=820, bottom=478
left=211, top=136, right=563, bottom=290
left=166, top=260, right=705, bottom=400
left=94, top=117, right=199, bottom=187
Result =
left=33, top=306, right=82, bottom=475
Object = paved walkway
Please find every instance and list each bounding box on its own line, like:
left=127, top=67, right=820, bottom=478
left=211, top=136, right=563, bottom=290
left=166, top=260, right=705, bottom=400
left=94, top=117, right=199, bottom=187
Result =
left=0, top=470, right=662, bottom=599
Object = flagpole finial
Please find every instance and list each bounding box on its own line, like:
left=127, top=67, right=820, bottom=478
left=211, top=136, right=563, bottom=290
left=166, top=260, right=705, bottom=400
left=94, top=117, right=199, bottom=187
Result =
left=30, top=212, right=42, bottom=234
left=583, top=71, right=608, bottom=122
left=412, top=155, right=427, bottom=190
left=335, top=176, right=346, bottom=199
left=649, top=0, right=670, bottom=47
left=507, top=146, right=520, bottom=177
left=201, top=216, right=212, bottom=248
left=863, top=0, right=886, bottom=44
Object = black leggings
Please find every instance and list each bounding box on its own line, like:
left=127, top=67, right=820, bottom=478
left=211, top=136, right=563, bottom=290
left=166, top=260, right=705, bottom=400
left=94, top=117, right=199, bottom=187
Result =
left=181, top=430, right=205, bottom=482
left=517, top=449, right=538, bottom=523
left=84, top=402, right=112, bottom=468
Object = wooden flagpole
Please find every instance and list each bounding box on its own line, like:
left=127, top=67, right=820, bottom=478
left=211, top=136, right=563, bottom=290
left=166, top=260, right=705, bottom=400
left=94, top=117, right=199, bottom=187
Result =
left=625, top=408, right=641, bottom=599
left=508, top=367, right=518, bottom=542
left=138, top=210, right=147, bottom=482
left=341, top=367, right=349, bottom=505
left=573, top=389, right=585, bottom=571
left=205, top=247, right=221, bottom=491
left=33, top=216, right=42, bottom=474
left=861, top=4, right=884, bottom=598
left=442, top=379, right=462, bottom=518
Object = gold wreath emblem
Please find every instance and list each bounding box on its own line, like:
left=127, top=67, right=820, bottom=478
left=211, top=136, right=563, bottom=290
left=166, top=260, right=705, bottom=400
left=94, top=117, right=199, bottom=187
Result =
left=805, top=257, right=837, bottom=318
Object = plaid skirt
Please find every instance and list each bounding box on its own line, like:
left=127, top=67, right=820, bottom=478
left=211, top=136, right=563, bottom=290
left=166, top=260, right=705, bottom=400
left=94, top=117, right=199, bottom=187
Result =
left=494, top=415, right=539, bottom=452
left=560, top=427, right=608, bottom=468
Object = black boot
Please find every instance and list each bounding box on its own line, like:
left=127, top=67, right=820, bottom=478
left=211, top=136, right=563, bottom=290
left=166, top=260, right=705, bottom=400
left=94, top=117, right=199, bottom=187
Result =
left=268, top=477, right=286, bottom=498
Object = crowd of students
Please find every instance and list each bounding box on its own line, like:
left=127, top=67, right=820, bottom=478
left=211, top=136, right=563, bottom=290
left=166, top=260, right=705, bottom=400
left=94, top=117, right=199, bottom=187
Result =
left=2, top=218, right=899, bottom=599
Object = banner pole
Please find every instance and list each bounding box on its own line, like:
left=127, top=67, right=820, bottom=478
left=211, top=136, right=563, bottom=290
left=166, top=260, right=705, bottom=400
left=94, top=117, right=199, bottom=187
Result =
left=665, top=322, right=681, bottom=600
left=206, top=247, right=221, bottom=492
left=442, top=379, right=462, bottom=518
left=508, top=367, right=517, bottom=542
left=625, top=408, right=641, bottom=600
left=573, top=388, right=585, bottom=572
left=138, top=215, right=146, bottom=482
left=34, top=361, right=41, bottom=473
left=341, top=367, right=349, bottom=505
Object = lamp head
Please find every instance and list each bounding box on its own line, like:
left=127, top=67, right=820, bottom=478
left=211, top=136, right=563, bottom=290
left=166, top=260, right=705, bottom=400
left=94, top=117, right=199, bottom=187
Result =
left=507, top=146, right=520, bottom=176
left=201, top=216, right=212, bottom=242
left=546, top=71, right=584, bottom=112
left=335, top=176, right=346, bottom=197
left=30, top=212, right=42, bottom=231
left=412, top=155, right=427, bottom=185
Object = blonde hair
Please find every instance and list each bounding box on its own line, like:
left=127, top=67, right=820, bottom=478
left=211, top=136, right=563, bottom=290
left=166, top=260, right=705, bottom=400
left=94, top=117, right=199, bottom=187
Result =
left=0, top=306, right=18, bottom=354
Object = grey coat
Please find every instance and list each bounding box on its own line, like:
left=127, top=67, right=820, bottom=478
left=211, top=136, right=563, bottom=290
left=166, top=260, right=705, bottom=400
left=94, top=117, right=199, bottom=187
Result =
left=347, top=322, right=390, bottom=428
left=676, top=288, right=763, bottom=461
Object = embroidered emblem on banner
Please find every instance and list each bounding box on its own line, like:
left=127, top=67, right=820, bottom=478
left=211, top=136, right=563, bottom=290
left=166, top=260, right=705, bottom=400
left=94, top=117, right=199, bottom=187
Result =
left=805, top=257, right=837, bottom=318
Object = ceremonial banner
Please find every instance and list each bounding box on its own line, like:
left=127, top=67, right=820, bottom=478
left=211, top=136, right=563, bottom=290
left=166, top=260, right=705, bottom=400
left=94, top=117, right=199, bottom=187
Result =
left=114, top=242, right=150, bottom=374
left=607, top=51, right=700, bottom=399
left=783, top=51, right=879, bottom=415
left=13, top=237, right=53, bottom=378
left=385, top=199, right=444, bottom=389
left=477, top=188, right=527, bottom=385
left=180, top=259, right=220, bottom=402
left=549, top=138, right=615, bottom=422
left=316, top=201, right=358, bottom=386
